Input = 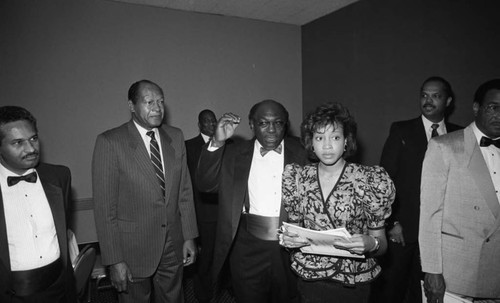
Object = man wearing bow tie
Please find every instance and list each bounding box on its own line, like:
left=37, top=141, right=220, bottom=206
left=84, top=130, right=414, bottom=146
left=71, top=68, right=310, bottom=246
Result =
left=420, top=79, right=500, bottom=302
left=0, top=106, right=76, bottom=303
left=196, top=100, right=308, bottom=303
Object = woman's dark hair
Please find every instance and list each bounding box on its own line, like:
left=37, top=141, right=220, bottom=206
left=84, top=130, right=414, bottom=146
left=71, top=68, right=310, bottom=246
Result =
left=301, top=102, right=357, bottom=160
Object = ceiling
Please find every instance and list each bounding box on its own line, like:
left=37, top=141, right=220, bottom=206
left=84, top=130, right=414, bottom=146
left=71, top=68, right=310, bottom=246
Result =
left=109, top=0, right=359, bottom=25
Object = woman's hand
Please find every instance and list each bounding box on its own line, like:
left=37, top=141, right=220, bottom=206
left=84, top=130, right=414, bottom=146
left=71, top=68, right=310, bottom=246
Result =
left=333, top=229, right=387, bottom=256
left=278, top=227, right=310, bottom=249
left=332, top=234, right=375, bottom=255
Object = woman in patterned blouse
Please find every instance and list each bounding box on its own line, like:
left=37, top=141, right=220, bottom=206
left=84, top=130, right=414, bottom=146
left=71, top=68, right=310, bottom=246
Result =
left=280, top=102, right=395, bottom=303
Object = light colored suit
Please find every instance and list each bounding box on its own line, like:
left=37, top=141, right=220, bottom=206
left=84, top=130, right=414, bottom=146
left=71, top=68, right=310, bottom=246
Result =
left=92, top=120, right=198, bottom=278
left=419, top=123, right=500, bottom=298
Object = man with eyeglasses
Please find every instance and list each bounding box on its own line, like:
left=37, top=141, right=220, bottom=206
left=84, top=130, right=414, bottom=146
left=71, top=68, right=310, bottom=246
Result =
left=196, top=100, right=307, bottom=303
left=419, top=79, right=500, bottom=302
left=92, top=80, right=198, bottom=303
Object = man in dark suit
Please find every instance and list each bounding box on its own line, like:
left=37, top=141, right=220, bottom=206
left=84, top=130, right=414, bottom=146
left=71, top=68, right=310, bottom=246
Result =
left=0, top=106, right=77, bottom=303
left=185, top=109, right=218, bottom=303
left=197, top=100, right=308, bottom=303
left=375, top=77, right=462, bottom=303
left=92, top=80, right=198, bottom=303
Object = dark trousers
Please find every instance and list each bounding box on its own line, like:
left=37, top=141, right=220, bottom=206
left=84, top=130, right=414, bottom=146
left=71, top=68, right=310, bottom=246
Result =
left=298, top=279, right=371, bottom=303
left=118, top=232, right=184, bottom=303
left=193, top=220, right=217, bottom=302
left=371, top=241, right=422, bottom=303
left=229, top=221, right=299, bottom=303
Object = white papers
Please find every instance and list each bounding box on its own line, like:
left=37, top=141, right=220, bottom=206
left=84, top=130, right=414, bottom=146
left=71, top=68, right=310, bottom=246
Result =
left=282, top=222, right=365, bottom=259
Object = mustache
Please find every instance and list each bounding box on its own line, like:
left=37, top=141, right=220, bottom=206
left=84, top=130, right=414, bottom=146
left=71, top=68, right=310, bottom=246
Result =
left=423, top=103, right=435, bottom=107
left=22, top=152, right=39, bottom=159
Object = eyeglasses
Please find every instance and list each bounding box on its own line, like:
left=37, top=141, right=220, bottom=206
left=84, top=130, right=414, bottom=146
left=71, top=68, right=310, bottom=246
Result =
left=484, top=104, right=500, bottom=114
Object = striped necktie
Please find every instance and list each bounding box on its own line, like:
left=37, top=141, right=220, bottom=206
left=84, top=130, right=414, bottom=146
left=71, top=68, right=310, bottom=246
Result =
left=146, top=131, right=165, bottom=197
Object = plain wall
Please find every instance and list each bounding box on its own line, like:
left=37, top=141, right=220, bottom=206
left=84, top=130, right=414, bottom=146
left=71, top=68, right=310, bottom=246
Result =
left=302, top=0, right=500, bottom=165
left=0, top=0, right=302, bottom=200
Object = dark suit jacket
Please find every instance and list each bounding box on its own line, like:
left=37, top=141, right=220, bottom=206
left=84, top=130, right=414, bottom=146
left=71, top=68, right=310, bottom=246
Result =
left=92, top=120, right=198, bottom=277
left=380, top=117, right=462, bottom=243
left=185, top=134, right=219, bottom=224
left=0, top=163, right=76, bottom=301
left=196, top=136, right=308, bottom=278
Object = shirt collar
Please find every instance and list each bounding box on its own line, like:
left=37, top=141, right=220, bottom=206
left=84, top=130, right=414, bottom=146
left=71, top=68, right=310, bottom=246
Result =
left=133, top=120, right=158, bottom=139
left=200, top=133, right=211, bottom=143
left=0, top=162, right=36, bottom=189
left=254, top=139, right=284, bottom=156
left=421, top=115, right=445, bottom=131
left=471, top=121, right=500, bottom=145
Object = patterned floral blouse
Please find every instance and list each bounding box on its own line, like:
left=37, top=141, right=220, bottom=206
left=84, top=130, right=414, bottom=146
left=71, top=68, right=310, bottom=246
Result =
left=282, top=162, right=395, bottom=285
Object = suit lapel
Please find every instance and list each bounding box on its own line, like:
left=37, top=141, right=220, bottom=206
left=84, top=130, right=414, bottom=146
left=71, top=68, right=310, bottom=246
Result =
left=159, top=126, right=175, bottom=205
left=38, top=173, right=68, bottom=266
left=464, top=126, right=500, bottom=227
left=232, top=141, right=254, bottom=230
left=0, top=191, right=11, bottom=273
left=127, top=122, right=164, bottom=199
left=412, top=118, right=429, bottom=154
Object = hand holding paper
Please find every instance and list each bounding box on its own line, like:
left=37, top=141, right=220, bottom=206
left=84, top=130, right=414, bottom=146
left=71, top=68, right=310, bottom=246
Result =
left=280, top=222, right=365, bottom=259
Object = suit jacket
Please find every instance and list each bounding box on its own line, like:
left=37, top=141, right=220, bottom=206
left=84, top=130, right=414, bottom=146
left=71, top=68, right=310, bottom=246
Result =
left=92, top=120, right=198, bottom=277
left=0, top=163, right=76, bottom=301
left=196, top=136, right=308, bottom=278
left=185, top=134, right=219, bottom=224
left=419, top=124, right=500, bottom=298
left=380, top=117, right=462, bottom=243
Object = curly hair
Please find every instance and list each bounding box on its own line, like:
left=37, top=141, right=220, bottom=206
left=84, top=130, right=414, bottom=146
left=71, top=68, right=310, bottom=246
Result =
left=0, top=106, right=38, bottom=144
left=301, top=102, right=357, bottom=160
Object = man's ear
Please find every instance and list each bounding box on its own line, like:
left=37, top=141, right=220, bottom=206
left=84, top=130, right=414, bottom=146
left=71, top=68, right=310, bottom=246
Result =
left=249, top=120, right=254, bottom=132
left=446, top=96, right=452, bottom=107
left=128, top=100, right=135, bottom=112
left=473, top=102, right=480, bottom=117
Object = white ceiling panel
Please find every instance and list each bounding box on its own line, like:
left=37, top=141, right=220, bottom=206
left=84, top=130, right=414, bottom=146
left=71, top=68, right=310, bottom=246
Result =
left=109, top=0, right=359, bottom=25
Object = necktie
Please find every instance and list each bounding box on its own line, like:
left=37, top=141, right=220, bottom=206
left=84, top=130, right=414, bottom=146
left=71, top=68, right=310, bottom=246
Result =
left=7, top=171, right=38, bottom=187
left=260, top=145, right=283, bottom=157
left=431, top=124, right=439, bottom=138
left=480, top=136, right=500, bottom=148
left=146, top=131, right=166, bottom=196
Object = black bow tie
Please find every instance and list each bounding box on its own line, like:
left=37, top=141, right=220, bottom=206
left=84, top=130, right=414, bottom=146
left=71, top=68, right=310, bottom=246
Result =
left=260, top=145, right=283, bottom=157
left=480, top=136, right=500, bottom=148
left=7, top=171, right=38, bottom=187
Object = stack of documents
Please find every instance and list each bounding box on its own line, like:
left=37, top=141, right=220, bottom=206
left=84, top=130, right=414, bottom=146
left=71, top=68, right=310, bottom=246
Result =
left=282, top=222, right=364, bottom=259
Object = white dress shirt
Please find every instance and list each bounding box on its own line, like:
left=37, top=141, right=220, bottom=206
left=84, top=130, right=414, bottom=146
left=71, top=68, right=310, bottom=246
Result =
left=472, top=122, right=500, bottom=204
left=0, top=163, right=60, bottom=271
left=133, top=121, right=165, bottom=173
left=247, top=140, right=284, bottom=217
left=201, top=133, right=211, bottom=144
left=422, top=115, right=447, bottom=141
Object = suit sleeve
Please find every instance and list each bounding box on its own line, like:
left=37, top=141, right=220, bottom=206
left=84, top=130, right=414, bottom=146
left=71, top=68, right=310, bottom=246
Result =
left=178, top=135, right=198, bottom=240
left=419, top=139, right=447, bottom=274
left=195, top=145, right=224, bottom=193
left=380, top=123, right=402, bottom=222
left=92, top=134, right=123, bottom=265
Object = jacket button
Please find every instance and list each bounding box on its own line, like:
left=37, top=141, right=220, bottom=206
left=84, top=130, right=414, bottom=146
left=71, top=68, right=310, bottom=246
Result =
left=485, top=238, right=490, bottom=243
left=161, top=224, right=166, bottom=227
left=474, top=206, right=480, bottom=210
